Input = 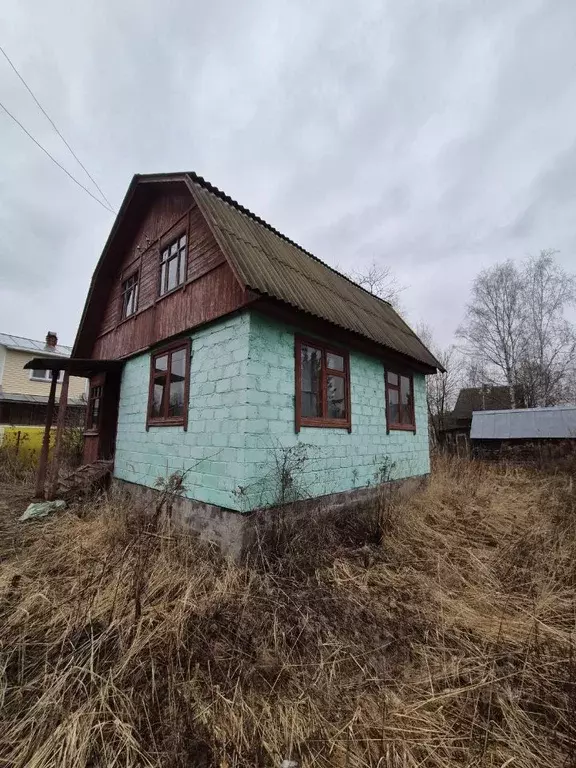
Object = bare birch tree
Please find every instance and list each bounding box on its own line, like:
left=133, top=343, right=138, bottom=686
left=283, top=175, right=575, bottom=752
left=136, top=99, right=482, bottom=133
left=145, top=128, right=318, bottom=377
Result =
left=457, top=261, right=525, bottom=407
left=517, top=250, right=576, bottom=406
left=458, top=251, right=576, bottom=408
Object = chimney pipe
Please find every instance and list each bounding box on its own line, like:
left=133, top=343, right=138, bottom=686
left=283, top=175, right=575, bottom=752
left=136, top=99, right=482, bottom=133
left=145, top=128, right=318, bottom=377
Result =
left=46, top=331, right=58, bottom=349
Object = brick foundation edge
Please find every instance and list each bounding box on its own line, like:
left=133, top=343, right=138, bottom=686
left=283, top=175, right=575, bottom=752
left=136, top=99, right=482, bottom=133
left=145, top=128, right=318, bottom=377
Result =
left=111, top=474, right=429, bottom=561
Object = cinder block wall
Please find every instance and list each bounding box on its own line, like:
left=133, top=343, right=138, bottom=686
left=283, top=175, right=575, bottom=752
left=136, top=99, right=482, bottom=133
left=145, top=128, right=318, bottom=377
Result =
left=239, top=312, right=430, bottom=510
left=114, top=310, right=430, bottom=513
left=114, top=313, right=251, bottom=510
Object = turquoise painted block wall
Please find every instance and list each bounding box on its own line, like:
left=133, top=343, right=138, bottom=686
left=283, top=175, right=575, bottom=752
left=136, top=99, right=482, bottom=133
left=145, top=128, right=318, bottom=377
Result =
left=114, top=310, right=430, bottom=512
left=239, top=313, right=430, bottom=510
left=114, top=313, right=251, bottom=511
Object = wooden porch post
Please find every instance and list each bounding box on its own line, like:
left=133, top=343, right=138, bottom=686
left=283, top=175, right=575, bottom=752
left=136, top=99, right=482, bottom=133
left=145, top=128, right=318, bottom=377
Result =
left=47, top=370, right=70, bottom=500
left=35, top=369, right=59, bottom=499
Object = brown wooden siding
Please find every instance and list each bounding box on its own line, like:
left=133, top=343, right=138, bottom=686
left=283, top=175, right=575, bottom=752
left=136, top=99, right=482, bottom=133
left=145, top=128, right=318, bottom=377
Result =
left=83, top=434, right=99, bottom=464
left=94, top=263, right=249, bottom=359
left=98, top=193, right=192, bottom=337
left=90, top=189, right=251, bottom=360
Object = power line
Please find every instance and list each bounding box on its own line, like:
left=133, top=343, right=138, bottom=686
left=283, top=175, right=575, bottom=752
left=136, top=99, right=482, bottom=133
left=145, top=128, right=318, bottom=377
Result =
left=0, top=99, right=115, bottom=214
left=0, top=44, right=115, bottom=212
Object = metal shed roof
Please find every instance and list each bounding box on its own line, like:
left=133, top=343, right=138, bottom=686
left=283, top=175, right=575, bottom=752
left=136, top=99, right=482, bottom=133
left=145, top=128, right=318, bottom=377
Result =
left=471, top=406, right=576, bottom=440
left=0, top=332, right=71, bottom=358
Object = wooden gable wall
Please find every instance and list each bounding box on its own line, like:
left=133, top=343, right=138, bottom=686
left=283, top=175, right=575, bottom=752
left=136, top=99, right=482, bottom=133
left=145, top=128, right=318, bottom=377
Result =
left=90, top=183, right=253, bottom=360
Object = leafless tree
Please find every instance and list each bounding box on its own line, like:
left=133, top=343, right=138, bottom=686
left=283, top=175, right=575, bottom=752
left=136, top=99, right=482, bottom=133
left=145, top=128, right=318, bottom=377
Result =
left=346, top=260, right=404, bottom=307
left=517, top=250, right=576, bottom=406
left=457, top=261, right=526, bottom=407
left=458, top=251, right=576, bottom=408
left=417, top=323, right=463, bottom=446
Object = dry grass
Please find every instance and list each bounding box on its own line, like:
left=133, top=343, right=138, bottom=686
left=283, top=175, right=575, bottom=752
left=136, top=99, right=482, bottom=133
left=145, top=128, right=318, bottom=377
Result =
left=0, top=457, right=575, bottom=767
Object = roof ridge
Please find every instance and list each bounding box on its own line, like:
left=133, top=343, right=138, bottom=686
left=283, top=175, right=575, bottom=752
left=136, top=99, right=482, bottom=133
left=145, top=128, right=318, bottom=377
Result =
left=0, top=331, right=41, bottom=344
left=0, top=331, right=72, bottom=350
left=186, top=171, right=395, bottom=309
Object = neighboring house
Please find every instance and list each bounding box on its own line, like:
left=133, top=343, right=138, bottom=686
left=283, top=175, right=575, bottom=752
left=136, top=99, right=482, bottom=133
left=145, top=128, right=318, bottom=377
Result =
left=27, top=172, right=442, bottom=548
left=438, top=385, right=524, bottom=451
left=471, top=405, right=576, bottom=459
left=0, top=332, right=86, bottom=446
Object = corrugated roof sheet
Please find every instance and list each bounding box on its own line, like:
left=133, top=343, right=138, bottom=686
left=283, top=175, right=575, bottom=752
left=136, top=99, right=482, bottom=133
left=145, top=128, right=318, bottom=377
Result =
left=471, top=406, right=576, bottom=440
left=188, top=174, right=441, bottom=370
left=0, top=332, right=71, bottom=358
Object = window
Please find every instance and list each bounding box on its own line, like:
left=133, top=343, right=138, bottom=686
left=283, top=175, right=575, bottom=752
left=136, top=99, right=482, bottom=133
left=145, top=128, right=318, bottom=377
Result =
left=147, top=340, right=190, bottom=428
left=87, top=384, right=102, bottom=431
left=29, top=369, right=63, bottom=383
left=159, top=234, right=187, bottom=296
left=121, top=272, right=139, bottom=318
left=295, top=336, right=350, bottom=430
left=385, top=370, right=415, bottom=431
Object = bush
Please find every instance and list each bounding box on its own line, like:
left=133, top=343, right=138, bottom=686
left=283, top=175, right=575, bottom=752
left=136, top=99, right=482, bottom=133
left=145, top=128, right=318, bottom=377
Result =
left=0, top=439, right=37, bottom=484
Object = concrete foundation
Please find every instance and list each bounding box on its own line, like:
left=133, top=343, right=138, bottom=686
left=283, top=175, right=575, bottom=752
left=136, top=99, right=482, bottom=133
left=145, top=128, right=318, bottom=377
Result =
left=111, top=474, right=428, bottom=560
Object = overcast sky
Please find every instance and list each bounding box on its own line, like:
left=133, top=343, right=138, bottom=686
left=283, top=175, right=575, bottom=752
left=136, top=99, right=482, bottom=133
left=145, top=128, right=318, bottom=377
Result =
left=1, top=0, right=575, bottom=349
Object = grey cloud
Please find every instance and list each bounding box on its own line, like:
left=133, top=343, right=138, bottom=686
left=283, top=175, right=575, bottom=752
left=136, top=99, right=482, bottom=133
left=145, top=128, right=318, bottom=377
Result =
left=1, top=0, right=575, bottom=349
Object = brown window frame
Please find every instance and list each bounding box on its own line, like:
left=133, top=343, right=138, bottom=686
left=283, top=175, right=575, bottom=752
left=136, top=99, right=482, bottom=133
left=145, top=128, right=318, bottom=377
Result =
left=121, top=271, right=139, bottom=319
left=146, top=339, right=191, bottom=430
left=86, top=378, right=104, bottom=433
left=295, top=335, right=351, bottom=432
left=385, top=369, right=416, bottom=432
left=158, top=232, right=188, bottom=297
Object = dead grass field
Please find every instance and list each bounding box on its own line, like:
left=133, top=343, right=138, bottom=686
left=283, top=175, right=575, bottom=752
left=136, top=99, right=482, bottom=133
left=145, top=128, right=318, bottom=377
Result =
left=0, top=457, right=575, bottom=767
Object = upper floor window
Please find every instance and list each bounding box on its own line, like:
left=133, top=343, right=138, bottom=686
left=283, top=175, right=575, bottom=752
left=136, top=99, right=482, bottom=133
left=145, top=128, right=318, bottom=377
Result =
left=29, top=368, right=63, bottom=383
left=147, top=340, right=190, bottom=429
left=159, top=234, right=187, bottom=296
left=295, top=336, right=351, bottom=431
left=121, top=273, right=139, bottom=319
left=385, top=370, right=415, bottom=431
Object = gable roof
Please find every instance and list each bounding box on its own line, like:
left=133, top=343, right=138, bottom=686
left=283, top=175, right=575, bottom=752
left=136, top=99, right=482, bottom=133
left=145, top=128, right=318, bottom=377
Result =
left=453, top=386, right=515, bottom=419
left=74, top=172, right=442, bottom=371
left=0, top=332, right=71, bottom=358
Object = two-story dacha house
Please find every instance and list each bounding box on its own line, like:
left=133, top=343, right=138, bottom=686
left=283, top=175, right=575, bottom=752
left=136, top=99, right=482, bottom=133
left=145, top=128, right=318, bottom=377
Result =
left=28, top=172, right=442, bottom=551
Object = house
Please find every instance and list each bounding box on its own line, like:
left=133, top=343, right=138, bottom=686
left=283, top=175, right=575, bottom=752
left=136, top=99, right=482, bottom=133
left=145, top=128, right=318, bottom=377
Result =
left=0, top=332, right=86, bottom=451
left=471, top=405, right=576, bottom=461
left=26, top=172, right=443, bottom=551
left=438, top=385, right=523, bottom=452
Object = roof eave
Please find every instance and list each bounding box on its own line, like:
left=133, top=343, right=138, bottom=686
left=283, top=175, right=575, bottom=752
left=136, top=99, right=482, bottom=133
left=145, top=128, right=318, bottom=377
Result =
left=6, top=346, right=70, bottom=358
left=250, top=294, right=441, bottom=374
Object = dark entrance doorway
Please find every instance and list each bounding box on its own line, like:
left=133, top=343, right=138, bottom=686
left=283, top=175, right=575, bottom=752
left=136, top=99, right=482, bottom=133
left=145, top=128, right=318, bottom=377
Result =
left=84, top=371, right=122, bottom=463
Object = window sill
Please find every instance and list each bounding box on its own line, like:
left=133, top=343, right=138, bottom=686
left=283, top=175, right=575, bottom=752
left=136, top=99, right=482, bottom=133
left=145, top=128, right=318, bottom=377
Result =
left=117, top=311, right=139, bottom=328
left=299, top=418, right=351, bottom=430
left=83, top=429, right=99, bottom=437
left=388, top=423, right=416, bottom=432
left=146, top=418, right=186, bottom=428
left=156, top=282, right=185, bottom=303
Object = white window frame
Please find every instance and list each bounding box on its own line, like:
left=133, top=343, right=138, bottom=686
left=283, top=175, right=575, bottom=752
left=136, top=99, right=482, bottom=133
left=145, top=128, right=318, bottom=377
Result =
left=29, top=368, right=64, bottom=383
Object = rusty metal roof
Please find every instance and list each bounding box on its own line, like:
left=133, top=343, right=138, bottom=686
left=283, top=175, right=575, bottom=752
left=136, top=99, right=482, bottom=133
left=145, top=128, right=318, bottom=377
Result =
left=188, top=174, right=441, bottom=370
